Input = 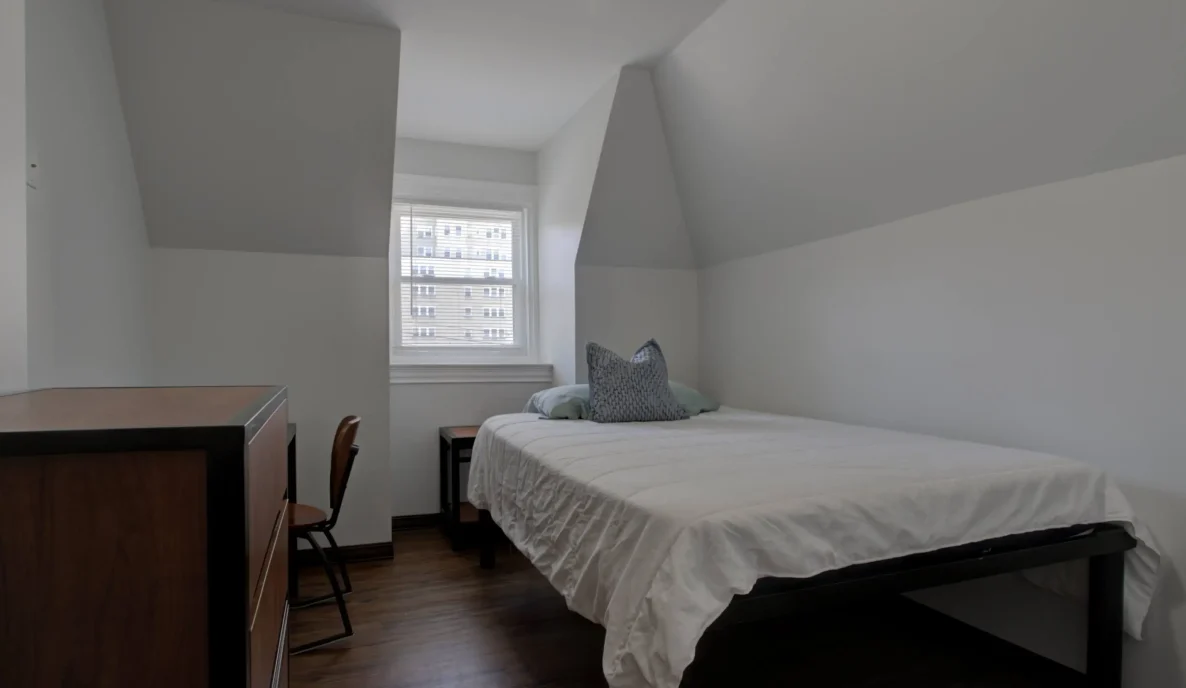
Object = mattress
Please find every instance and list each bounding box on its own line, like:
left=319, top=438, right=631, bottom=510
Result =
left=467, top=408, right=1160, bottom=688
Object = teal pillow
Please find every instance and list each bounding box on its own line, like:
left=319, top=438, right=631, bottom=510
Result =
left=669, top=381, right=720, bottom=415
left=525, top=382, right=717, bottom=419
left=525, top=384, right=590, bottom=419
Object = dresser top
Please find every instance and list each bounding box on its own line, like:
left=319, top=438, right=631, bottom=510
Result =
left=0, top=386, right=283, bottom=433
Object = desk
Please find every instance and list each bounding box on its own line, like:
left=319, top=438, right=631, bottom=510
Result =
left=287, top=423, right=298, bottom=599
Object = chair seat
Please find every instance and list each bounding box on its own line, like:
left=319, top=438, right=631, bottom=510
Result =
left=290, top=502, right=329, bottom=530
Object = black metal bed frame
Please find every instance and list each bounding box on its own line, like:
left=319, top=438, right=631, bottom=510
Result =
left=477, top=511, right=1134, bottom=688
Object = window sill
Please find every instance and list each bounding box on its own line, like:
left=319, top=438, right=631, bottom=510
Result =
left=389, top=362, right=553, bottom=385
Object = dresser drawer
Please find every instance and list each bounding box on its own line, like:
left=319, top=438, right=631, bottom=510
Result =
left=250, top=511, right=288, bottom=688
left=248, top=401, right=288, bottom=602
left=276, top=623, right=289, bottom=688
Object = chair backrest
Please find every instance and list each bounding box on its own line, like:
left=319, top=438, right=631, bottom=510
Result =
left=329, top=416, right=361, bottom=517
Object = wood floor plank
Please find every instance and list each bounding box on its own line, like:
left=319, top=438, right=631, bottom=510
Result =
left=290, top=530, right=1082, bottom=687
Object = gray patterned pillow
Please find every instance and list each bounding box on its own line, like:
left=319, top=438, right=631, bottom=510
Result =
left=586, top=339, right=689, bottom=423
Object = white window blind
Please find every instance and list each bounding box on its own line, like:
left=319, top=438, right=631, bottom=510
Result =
left=394, top=202, right=525, bottom=354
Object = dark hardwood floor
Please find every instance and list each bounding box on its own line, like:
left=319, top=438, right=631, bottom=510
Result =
left=290, top=529, right=1081, bottom=687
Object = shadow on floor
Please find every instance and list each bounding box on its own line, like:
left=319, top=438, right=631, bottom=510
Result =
left=289, top=529, right=1082, bottom=687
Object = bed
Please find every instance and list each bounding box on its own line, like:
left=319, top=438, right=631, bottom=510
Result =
left=467, top=408, right=1160, bottom=688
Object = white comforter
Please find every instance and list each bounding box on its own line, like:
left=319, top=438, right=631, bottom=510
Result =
left=467, top=409, right=1159, bottom=688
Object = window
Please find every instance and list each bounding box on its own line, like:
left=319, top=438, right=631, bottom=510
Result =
left=393, top=201, right=531, bottom=357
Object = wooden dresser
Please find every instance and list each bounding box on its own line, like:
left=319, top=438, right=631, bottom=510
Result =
left=0, top=386, right=291, bottom=688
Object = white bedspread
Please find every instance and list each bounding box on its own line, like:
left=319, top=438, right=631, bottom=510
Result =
left=467, top=408, right=1160, bottom=688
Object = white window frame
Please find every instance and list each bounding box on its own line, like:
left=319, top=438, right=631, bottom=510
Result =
left=389, top=174, right=547, bottom=383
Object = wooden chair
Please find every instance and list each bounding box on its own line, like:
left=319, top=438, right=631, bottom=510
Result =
left=289, top=416, right=360, bottom=654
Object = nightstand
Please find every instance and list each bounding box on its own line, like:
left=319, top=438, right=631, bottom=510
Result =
left=439, top=425, right=480, bottom=550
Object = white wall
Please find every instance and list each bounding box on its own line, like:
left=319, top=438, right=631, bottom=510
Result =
left=390, top=381, right=549, bottom=516
left=104, top=0, right=400, bottom=258
left=26, top=0, right=150, bottom=388
left=537, top=74, right=619, bottom=385
left=150, top=248, right=392, bottom=547
left=575, top=266, right=699, bottom=386
left=395, top=138, right=536, bottom=186
left=571, top=68, right=699, bottom=382
left=700, top=156, right=1186, bottom=687
left=0, top=0, right=26, bottom=392
left=115, top=0, right=399, bottom=546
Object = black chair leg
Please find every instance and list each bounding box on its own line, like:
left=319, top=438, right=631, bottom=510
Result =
left=292, top=530, right=351, bottom=609
left=291, top=532, right=353, bottom=655
left=323, top=529, right=352, bottom=594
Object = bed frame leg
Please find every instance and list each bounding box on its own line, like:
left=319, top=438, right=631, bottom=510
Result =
left=479, top=509, right=497, bottom=570
left=1086, top=551, right=1125, bottom=688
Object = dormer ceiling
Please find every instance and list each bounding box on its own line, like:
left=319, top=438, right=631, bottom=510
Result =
left=223, top=0, right=726, bottom=150
left=106, top=0, right=1183, bottom=262
left=106, top=0, right=401, bottom=257
left=654, top=0, right=1186, bottom=265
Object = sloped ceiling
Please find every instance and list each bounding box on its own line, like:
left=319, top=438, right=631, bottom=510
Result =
left=222, top=0, right=724, bottom=149
left=577, top=68, right=695, bottom=269
left=105, top=0, right=400, bottom=257
left=655, top=0, right=1186, bottom=266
